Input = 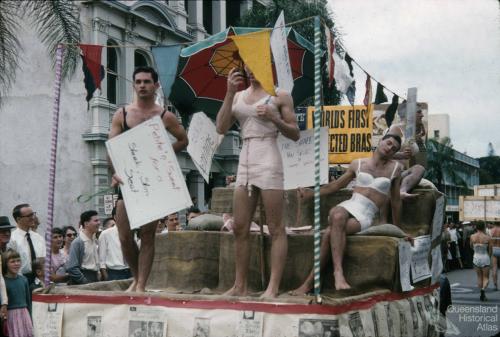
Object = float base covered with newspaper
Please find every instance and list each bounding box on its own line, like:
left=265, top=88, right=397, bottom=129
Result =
left=32, top=187, right=446, bottom=337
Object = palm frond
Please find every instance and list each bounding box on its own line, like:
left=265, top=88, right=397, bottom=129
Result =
left=23, top=0, right=81, bottom=79
left=0, top=1, right=22, bottom=104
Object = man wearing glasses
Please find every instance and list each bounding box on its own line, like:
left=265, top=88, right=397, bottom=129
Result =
left=8, top=204, right=46, bottom=284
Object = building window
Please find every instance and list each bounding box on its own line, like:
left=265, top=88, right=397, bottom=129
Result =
left=434, top=130, right=440, bottom=139
left=203, top=0, right=213, bottom=35
left=107, top=40, right=118, bottom=105
left=134, top=50, right=150, bottom=68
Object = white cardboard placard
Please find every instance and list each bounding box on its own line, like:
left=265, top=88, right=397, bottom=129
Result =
left=278, top=128, right=329, bottom=190
left=106, top=116, right=192, bottom=229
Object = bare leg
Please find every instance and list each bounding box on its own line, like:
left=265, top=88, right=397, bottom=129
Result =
left=260, top=189, right=287, bottom=299
left=136, top=221, right=157, bottom=292
left=223, top=186, right=259, bottom=297
left=475, top=267, right=482, bottom=289
left=290, top=227, right=332, bottom=296
left=329, top=207, right=361, bottom=290
left=482, top=267, right=490, bottom=290
left=400, top=165, right=425, bottom=199
left=115, top=200, right=139, bottom=292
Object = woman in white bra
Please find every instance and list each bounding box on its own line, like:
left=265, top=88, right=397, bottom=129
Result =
left=490, top=223, right=499, bottom=291
left=292, top=134, right=403, bottom=293
left=470, top=222, right=492, bottom=301
left=216, top=66, right=300, bottom=298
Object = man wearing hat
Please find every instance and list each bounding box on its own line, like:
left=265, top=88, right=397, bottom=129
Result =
left=0, top=216, right=15, bottom=253
left=7, top=204, right=46, bottom=284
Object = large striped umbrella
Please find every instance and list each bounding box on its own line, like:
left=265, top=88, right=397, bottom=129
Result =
left=169, top=26, right=314, bottom=120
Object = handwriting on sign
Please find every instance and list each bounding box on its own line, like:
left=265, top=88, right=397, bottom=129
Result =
left=166, top=164, right=180, bottom=191
left=199, top=136, right=215, bottom=173
left=148, top=121, right=167, bottom=160
left=124, top=168, right=140, bottom=193
left=128, top=142, right=142, bottom=166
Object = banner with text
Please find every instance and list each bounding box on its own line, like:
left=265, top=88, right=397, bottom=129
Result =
left=187, top=112, right=224, bottom=183
left=106, top=116, right=192, bottom=229
left=277, top=128, right=329, bottom=189
left=307, top=105, right=373, bottom=164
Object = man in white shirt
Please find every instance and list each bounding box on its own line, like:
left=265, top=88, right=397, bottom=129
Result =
left=8, top=203, right=46, bottom=284
left=98, top=216, right=131, bottom=281
left=66, top=210, right=100, bottom=284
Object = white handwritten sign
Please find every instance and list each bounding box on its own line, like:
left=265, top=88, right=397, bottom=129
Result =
left=398, top=240, right=414, bottom=292
left=187, top=112, right=224, bottom=183
left=405, top=87, right=417, bottom=141
left=430, top=245, right=443, bottom=284
left=106, top=116, right=192, bottom=229
left=271, top=11, right=294, bottom=94
left=410, top=235, right=431, bottom=283
left=278, top=128, right=328, bottom=190
left=431, top=196, right=445, bottom=242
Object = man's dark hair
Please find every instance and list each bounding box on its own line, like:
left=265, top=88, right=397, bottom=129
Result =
left=52, top=227, right=63, bottom=236
left=103, top=217, right=114, bottom=228
left=12, top=203, right=30, bottom=220
left=80, top=210, right=98, bottom=227
left=133, top=66, right=158, bottom=83
left=382, top=133, right=402, bottom=151
left=476, top=221, right=485, bottom=231
left=187, top=206, right=201, bottom=214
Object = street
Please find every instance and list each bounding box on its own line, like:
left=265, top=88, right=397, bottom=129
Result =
left=444, top=268, right=499, bottom=337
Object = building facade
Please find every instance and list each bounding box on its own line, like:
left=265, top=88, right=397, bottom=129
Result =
left=428, top=114, right=450, bottom=140
left=0, top=0, right=258, bottom=228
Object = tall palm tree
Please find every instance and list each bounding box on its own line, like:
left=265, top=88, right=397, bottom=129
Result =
left=0, top=0, right=80, bottom=104
left=426, top=137, right=467, bottom=192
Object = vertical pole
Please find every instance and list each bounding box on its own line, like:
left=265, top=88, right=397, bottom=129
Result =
left=313, top=16, right=322, bottom=302
left=44, top=45, right=64, bottom=287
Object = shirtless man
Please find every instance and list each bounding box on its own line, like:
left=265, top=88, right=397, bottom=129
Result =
left=292, top=134, right=403, bottom=293
left=109, top=66, right=188, bottom=292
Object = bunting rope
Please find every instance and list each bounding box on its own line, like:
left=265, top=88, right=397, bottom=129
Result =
left=44, top=45, right=64, bottom=287
left=313, top=16, right=322, bottom=304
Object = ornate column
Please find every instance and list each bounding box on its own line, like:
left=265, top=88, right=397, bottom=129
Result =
left=186, top=0, right=206, bottom=41
left=212, top=0, right=226, bottom=34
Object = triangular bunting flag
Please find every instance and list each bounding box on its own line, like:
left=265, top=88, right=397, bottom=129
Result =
left=344, top=53, right=354, bottom=78
left=346, top=81, right=356, bottom=106
left=325, top=26, right=335, bottom=88
left=79, top=44, right=105, bottom=104
left=230, top=30, right=276, bottom=96
left=374, top=83, right=388, bottom=104
left=151, top=45, right=182, bottom=100
left=333, top=52, right=354, bottom=94
left=385, top=94, right=399, bottom=128
left=363, top=74, right=372, bottom=107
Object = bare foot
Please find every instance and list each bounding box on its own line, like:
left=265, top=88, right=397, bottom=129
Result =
left=260, top=289, right=278, bottom=299
left=334, top=272, right=351, bottom=290
left=126, top=280, right=137, bottom=292
left=223, top=285, right=247, bottom=297
left=288, top=283, right=312, bottom=296
left=400, top=191, right=418, bottom=200
left=136, top=285, right=146, bottom=293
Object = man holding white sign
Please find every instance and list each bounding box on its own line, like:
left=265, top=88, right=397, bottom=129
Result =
left=109, top=66, right=188, bottom=292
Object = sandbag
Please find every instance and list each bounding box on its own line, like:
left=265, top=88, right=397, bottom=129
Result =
left=357, top=224, right=409, bottom=238
left=186, top=214, right=224, bottom=231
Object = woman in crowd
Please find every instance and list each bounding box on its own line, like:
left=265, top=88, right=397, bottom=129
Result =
left=490, top=222, right=500, bottom=291
left=470, top=222, right=492, bottom=301
left=61, top=225, right=77, bottom=258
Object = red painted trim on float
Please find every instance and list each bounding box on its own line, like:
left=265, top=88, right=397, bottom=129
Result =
left=33, top=284, right=438, bottom=315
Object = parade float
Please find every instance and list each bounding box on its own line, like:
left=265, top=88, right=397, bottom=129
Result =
left=32, top=14, right=447, bottom=337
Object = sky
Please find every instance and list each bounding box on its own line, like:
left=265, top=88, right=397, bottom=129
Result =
left=328, top=0, right=500, bottom=158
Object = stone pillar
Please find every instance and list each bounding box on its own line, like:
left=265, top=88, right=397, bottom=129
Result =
left=188, top=171, right=206, bottom=211
left=187, top=0, right=206, bottom=41
left=212, top=0, right=226, bottom=34
left=169, top=0, right=188, bottom=31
